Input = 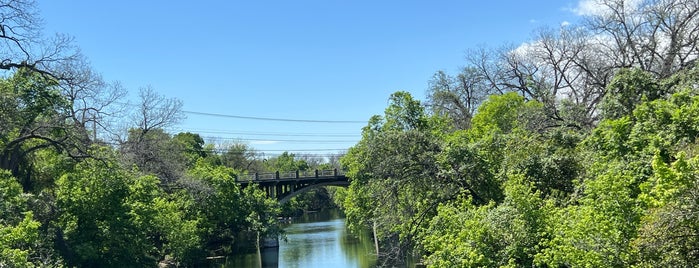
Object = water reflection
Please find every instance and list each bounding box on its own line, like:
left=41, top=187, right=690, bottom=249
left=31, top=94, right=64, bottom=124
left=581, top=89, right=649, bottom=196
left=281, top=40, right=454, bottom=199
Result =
left=219, top=210, right=377, bottom=268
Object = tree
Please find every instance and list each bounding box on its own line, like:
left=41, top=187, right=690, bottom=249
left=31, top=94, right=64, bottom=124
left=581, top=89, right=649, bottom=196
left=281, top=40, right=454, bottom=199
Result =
left=582, top=0, right=699, bottom=78
left=341, top=92, right=446, bottom=265
left=422, top=174, right=549, bottom=267
left=184, top=160, right=246, bottom=254
left=129, top=86, right=184, bottom=135
left=121, top=128, right=185, bottom=184
left=601, top=68, right=663, bottom=119
left=172, top=132, right=207, bottom=168
left=241, top=185, right=282, bottom=252
left=0, top=0, right=78, bottom=77
left=535, top=161, right=641, bottom=267
left=55, top=147, right=204, bottom=266
left=0, top=69, right=90, bottom=191
left=220, top=142, right=261, bottom=172
left=635, top=153, right=699, bottom=266
left=55, top=56, right=127, bottom=143
left=426, top=68, right=491, bottom=130
left=263, top=152, right=309, bottom=172
left=56, top=151, right=156, bottom=267
left=0, top=169, right=41, bottom=266
left=119, top=87, right=184, bottom=183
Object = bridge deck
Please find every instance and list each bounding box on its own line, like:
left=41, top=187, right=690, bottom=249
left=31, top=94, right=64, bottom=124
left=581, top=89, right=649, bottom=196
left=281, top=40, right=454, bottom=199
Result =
left=236, top=169, right=346, bottom=183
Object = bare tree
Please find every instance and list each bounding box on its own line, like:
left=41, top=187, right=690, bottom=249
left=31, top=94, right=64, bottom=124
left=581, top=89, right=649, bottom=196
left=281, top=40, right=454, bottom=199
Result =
left=131, top=86, right=184, bottom=135
left=583, top=0, right=699, bottom=78
left=119, top=87, right=184, bottom=182
left=54, top=56, right=128, bottom=143
left=0, top=0, right=78, bottom=77
left=426, top=68, right=492, bottom=129
left=460, top=0, right=699, bottom=129
left=220, top=142, right=263, bottom=172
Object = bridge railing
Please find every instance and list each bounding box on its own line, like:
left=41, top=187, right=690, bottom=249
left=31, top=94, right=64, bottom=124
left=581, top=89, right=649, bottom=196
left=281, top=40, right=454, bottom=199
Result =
left=236, top=169, right=345, bottom=182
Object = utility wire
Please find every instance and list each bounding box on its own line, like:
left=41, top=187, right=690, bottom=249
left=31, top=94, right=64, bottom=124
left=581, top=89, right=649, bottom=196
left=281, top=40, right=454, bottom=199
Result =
left=114, top=101, right=367, bottom=124
left=183, top=110, right=367, bottom=124
left=173, top=128, right=359, bottom=137
left=201, top=136, right=357, bottom=143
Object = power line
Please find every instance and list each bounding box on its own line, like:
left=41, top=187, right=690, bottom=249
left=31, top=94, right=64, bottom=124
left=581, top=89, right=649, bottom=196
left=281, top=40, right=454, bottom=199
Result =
left=104, top=141, right=347, bottom=154
left=183, top=110, right=367, bottom=124
left=114, top=100, right=367, bottom=124
left=200, top=136, right=357, bottom=143
left=173, top=128, right=359, bottom=137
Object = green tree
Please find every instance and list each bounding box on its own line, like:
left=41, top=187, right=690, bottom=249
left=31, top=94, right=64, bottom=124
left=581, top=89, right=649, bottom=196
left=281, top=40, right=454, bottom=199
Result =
left=535, top=161, right=641, bottom=267
left=341, top=91, right=446, bottom=265
left=185, top=160, right=245, bottom=254
left=56, top=147, right=204, bottom=266
left=634, top=152, right=699, bottom=266
left=0, top=69, right=87, bottom=191
left=0, top=170, right=41, bottom=267
left=172, top=132, right=207, bottom=169
left=56, top=150, right=155, bottom=266
left=601, top=68, right=663, bottom=120
left=264, top=152, right=309, bottom=172
left=422, top=174, right=549, bottom=267
left=241, top=185, right=282, bottom=251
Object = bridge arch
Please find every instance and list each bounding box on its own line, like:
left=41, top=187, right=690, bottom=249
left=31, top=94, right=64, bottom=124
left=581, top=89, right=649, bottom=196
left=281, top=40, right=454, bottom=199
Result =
left=278, top=181, right=350, bottom=204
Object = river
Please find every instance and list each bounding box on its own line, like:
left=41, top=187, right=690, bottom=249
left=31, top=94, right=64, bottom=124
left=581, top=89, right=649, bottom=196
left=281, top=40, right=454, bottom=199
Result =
left=218, top=209, right=378, bottom=267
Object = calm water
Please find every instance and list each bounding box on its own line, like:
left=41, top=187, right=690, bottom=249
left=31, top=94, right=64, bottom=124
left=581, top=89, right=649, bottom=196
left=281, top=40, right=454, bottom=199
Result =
left=219, top=210, right=377, bottom=268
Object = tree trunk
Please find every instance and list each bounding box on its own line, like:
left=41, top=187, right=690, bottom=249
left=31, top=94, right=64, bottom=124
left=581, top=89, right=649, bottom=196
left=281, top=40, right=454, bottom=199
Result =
left=373, top=221, right=380, bottom=256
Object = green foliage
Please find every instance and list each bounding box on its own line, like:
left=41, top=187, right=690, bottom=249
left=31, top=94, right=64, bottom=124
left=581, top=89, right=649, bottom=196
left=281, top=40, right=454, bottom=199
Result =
left=186, top=160, right=245, bottom=249
left=55, top=148, right=204, bottom=266
left=172, top=132, right=207, bottom=168
left=358, top=65, right=699, bottom=266
left=383, top=91, right=428, bottom=131
left=263, top=152, right=309, bottom=172
left=535, top=162, right=641, bottom=267
left=241, top=185, right=282, bottom=242
left=56, top=154, right=157, bottom=267
left=0, top=212, right=40, bottom=267
left=634, top=152, right=699, bottom=266
left=422, top=175, right=549, bottom=267
left=0, top=170, right=40, bottom=267
left=0, top=69, right=76, bottom=191
left=437, top=130, right=502, bottom=204
left=340, top=92, right=445, bottom=264
left=469, top=92, right=527, bottom=138
left=602, top=68, right=662, bottom=120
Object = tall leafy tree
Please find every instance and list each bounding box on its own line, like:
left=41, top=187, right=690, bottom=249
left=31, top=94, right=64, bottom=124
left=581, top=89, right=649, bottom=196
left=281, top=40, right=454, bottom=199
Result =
left=341, top=91, right=447, bottom=265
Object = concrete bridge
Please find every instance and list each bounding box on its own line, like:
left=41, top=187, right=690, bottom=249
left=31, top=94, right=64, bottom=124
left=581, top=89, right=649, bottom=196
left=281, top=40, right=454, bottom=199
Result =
left=236, top=169, right=349, bottom=203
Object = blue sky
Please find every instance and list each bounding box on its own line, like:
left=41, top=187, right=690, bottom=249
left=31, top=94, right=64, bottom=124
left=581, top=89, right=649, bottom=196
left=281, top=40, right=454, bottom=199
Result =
left=37, top=1, right=585, bottom=157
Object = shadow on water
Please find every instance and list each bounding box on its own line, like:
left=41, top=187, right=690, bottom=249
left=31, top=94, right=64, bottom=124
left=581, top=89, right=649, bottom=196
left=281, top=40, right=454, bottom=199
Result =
left=213, top=209, right=377, bottom=268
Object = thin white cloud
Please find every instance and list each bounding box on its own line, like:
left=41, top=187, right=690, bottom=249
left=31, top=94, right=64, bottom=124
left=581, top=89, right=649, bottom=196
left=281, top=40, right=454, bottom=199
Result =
left=561, top=21, right=571, bottom=27
left=570, top=0, right=643, bottom=16
left=529, top=19, right=538, bottom=24
left=574, top=0, right=605, bottom=16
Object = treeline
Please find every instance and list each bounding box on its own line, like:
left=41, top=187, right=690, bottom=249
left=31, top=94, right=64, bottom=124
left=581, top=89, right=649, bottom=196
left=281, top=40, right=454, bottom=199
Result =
left=0, top=1, right=338, bottom=266
left=337, top=0, right=699, bottom=267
